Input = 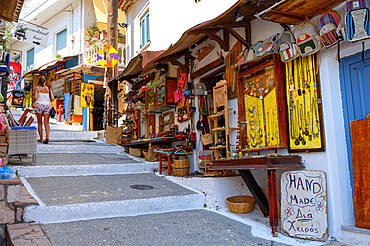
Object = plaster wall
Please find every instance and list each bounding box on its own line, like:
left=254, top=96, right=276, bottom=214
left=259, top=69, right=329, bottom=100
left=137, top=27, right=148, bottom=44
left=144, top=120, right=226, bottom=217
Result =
left=9, top=0, right=102, bottom=75
left=125, top=0, right=238, bottom=62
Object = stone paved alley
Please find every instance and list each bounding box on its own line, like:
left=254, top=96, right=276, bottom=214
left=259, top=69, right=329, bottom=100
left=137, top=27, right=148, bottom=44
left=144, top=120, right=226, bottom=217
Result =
left=6, top=110, right=350, bottom=246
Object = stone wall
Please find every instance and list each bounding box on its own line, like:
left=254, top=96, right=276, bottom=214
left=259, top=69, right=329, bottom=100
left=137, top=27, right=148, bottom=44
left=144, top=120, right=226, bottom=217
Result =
left=0, top=177, right=22, bottom=245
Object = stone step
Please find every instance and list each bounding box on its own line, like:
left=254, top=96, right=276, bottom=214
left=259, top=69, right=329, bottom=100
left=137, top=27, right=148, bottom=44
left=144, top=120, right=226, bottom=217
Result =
left=22, top=174, right=204, bottom=223
left=10, top=153, right=144, bottom=166
left=36, top=141, right=122, bottom=154
left=48, top=129, right=99, bottom=140
left=14, top=163, right=157, bottom=178
left=39, top=209, right=290, bottom=246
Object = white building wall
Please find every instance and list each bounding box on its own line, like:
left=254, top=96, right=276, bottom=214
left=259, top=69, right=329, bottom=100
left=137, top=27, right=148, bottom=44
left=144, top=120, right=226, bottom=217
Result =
left=9, top=0, right=99, bottom=74
left=125, top=0, right=238, bottom=62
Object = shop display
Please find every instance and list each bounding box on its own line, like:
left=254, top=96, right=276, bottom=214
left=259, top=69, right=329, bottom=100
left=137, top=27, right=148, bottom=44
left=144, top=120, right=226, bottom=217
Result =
left=225, top=41, right=242, bottom=99
left=146, top=77, right=177, bottom=113
left=81, top=82, right=94, bottom=109
left=237, top=54, right=287, bottom=152
left=285, top=54, right=324, bottom=151
left=210, top=80, right=235, bottom=159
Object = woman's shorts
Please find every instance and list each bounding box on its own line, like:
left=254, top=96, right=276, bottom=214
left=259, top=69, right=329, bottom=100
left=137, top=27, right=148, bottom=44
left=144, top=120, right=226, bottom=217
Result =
left=35, top=103, right=51, bottom=114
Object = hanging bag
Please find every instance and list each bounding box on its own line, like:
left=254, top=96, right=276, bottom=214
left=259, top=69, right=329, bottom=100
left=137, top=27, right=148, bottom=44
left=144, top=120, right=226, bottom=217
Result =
left=293, top=22, right=320, bottom=56
left=279, top=30, right=298, bottom=62
left=257, top=33, right=281, bottom=57
left=343, top=0, right=370, bottom=43
left=317, top=11, right=342, bottom=48
left=48, top=87, right=56, bottom=118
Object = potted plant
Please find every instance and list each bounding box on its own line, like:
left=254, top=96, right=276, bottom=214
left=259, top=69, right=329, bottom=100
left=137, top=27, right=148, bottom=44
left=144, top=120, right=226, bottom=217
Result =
left=84, top=24, right=100, bottom=46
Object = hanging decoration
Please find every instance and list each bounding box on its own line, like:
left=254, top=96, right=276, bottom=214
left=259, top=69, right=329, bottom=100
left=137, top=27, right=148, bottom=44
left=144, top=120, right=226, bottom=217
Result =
left=97, top=46, right=119, bottom=68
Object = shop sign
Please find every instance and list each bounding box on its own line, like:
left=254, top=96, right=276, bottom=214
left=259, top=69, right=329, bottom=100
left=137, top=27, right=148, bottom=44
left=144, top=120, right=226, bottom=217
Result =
left=81, top=82, right=94, bottom=109
left=281, top=170, right=328, bottom=240
left=13, top=23, right=49, bottom=47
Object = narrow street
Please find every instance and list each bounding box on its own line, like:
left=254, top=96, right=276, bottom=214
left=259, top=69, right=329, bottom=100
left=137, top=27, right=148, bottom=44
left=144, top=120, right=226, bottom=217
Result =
left=7, top=109, right=297, bottom=246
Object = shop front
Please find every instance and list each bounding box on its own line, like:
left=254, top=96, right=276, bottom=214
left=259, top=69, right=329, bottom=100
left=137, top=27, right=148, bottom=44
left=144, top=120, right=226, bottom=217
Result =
left=113, top=0, right=370, bottom=244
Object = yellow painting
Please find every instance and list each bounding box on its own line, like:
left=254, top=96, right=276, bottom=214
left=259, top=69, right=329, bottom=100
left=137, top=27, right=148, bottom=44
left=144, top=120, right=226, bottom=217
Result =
left=81, top=82, right=94, bottom=109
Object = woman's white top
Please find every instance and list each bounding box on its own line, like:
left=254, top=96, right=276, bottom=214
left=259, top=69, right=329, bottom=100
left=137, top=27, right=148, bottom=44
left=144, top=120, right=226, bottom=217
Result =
left=35, top=92, right=51, bottom=104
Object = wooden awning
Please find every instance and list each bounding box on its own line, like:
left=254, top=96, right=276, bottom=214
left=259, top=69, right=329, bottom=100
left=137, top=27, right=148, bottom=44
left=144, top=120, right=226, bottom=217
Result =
left=0, top=0, right=25, bottom=22
left=141, top=0, right=280, bottom=73
left=255, top=0, right=344, bottom=25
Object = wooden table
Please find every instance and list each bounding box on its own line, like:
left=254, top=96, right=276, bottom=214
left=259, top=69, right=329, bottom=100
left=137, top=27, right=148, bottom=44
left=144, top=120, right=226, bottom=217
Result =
left=211, top=155, right=303, bottom=236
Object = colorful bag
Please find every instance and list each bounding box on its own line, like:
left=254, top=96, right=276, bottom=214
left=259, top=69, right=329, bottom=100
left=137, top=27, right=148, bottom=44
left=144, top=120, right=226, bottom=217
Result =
left=293, top=23, right=320, bottom=56
left=174, top=88, right=181, bottom=103
left=344, top=0, right=370, bottom=43
left=257, top=33, right=281, bottom=57
left=279, top=31, right=297, bottom=62
left=317, top=11, right=342, bottom=48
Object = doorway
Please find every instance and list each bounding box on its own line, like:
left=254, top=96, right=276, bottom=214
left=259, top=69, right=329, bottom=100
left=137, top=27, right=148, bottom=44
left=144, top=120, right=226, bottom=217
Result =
left=339, top=49, right=370, bottom=229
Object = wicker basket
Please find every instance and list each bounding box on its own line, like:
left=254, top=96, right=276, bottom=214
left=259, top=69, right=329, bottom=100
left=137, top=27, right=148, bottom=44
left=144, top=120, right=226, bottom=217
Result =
left=226, top=195, right=255, bottom=213
left=172, top=149, right=190, bottom=176
left=7, top=128, right=37, bottom=156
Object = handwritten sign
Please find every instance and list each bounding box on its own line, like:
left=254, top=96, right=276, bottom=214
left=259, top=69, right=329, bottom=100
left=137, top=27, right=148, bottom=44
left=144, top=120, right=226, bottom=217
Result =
left=281, top=171, right=328, bottom=240
left=13, top=23, right=49, bottom=47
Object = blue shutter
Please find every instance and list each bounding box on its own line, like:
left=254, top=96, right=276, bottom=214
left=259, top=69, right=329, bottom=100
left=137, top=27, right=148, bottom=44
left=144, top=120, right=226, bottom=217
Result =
left=140, top=12, right=150, bottom=48
left=26, top=48, right=34, bottom=72
left=146, top=13, right=150, bottom=43
left=56, top=29, right=67, bottom=52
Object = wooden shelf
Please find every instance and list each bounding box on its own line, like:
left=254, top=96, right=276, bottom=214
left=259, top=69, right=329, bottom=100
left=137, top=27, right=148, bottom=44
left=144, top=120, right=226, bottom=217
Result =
left=210, top=146, right=226, bottom=149
left=209, top=108, right=234, bottom=118
left=211, top=127, right=237, bottom=131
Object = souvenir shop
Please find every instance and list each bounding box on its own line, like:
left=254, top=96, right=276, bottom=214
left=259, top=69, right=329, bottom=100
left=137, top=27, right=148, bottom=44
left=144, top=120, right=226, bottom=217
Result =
left=113, top=0, right=370, bottom=244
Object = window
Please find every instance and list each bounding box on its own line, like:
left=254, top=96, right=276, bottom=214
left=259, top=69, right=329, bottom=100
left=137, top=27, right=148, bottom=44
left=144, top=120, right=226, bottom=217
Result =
left=56, top=29, right=67, bottom=52
left=26, top=48, right=34, bottom=72
left=14, top=56, right=20, bottom=63
left=140, top=12, right=150, bottom=48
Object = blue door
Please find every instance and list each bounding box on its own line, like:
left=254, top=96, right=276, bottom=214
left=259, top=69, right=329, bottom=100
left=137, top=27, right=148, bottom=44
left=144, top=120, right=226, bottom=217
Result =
left=339, top=50, right=370, bottom=178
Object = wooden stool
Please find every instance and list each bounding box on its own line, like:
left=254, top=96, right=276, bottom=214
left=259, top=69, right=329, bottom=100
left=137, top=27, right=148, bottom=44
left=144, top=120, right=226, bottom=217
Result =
left=159, top=153, right=172, bottom=175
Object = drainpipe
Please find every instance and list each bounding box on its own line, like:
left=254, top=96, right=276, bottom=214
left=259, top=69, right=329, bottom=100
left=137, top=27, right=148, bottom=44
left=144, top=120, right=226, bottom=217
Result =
left=69, top=4, right=74, bottom=55
left=79, top=0, right=83, bottom=63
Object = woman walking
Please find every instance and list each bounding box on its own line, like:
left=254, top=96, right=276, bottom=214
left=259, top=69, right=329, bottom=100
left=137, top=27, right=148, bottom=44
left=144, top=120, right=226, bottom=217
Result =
left=34, top=76, right=54, bottom=144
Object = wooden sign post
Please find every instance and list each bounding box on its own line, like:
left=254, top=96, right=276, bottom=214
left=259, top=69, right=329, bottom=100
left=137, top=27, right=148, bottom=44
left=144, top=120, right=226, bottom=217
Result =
left=281, top=170, right=328, bottom=240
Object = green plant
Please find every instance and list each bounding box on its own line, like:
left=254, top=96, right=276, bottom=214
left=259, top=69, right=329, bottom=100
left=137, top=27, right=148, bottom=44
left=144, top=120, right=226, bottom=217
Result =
left=3, top=21, right=15, bottom=49
left=84, top=24, right=100, bottom=46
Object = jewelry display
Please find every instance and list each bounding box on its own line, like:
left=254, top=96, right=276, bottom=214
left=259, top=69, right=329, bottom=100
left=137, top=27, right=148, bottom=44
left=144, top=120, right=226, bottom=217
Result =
left=285, top=54, right=323, bottom=150
left=243, top=66, right=280, bottom=149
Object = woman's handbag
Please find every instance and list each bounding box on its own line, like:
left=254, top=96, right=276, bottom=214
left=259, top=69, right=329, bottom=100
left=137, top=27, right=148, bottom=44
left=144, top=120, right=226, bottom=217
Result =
left=50, top=107, right=56, bottom=118
left=48, top=86, right=56, bottom=118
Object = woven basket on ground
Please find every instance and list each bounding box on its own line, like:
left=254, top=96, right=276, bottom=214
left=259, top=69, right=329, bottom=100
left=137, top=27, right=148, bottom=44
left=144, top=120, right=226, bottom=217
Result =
left=226, top=195, right=255, bottom=213
left=172, top=149, right=190, bottom=176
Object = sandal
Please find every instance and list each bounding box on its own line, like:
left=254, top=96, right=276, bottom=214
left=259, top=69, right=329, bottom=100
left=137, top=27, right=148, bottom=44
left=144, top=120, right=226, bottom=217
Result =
left=43, top=139, right=49, bottom=144
left=37, top=139, right=43, bottom=143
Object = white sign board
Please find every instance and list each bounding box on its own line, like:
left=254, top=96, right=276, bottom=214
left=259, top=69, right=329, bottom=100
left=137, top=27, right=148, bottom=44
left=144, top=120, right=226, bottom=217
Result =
left=13, top=23, right=49, bottom=47
left=281, top=171, right=328, bottom=240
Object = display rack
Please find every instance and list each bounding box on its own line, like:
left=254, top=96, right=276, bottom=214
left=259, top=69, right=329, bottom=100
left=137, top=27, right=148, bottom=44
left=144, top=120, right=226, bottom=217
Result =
left=237, top=54, right=288, bottom=152
left=159, top=111, right=174, bottom=134
left=285, top=54, right=325, bottom=151
left=209, top=81, right=235, bottom=159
